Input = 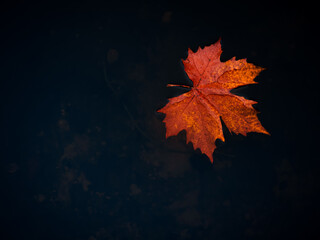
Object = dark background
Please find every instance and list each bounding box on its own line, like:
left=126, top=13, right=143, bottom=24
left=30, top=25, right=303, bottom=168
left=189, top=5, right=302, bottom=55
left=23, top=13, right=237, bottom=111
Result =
left=1, top=1, right=319, bottom=239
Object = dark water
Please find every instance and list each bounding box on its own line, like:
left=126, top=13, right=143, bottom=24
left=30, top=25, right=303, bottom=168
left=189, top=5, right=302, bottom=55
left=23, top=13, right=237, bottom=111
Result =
left=1, top=1, right=319, bottom=239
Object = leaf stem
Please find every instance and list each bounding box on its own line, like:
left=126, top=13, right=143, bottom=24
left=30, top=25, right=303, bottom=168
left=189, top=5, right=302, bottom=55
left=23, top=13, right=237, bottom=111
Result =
left=167, top=84, right=191, bottom=89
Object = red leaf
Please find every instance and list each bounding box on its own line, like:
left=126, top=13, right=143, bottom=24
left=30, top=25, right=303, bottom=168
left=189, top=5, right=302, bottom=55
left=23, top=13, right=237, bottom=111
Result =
left=158, top=39, right=269, bottom=163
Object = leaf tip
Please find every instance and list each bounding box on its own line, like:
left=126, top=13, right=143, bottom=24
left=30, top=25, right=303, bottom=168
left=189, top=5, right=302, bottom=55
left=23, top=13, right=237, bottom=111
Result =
left=209, top=155, right=214, bottom=164
left=263, top=129, right=271, bottom=136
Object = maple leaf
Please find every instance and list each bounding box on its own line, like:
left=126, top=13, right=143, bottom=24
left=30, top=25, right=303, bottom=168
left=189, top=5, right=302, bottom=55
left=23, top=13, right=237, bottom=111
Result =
left=158, top=39, right=269, bottom=163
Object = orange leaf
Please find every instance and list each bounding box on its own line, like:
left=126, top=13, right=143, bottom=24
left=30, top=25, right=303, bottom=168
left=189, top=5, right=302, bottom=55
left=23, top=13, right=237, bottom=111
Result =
left=158, top=39, right=269, bottom=163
